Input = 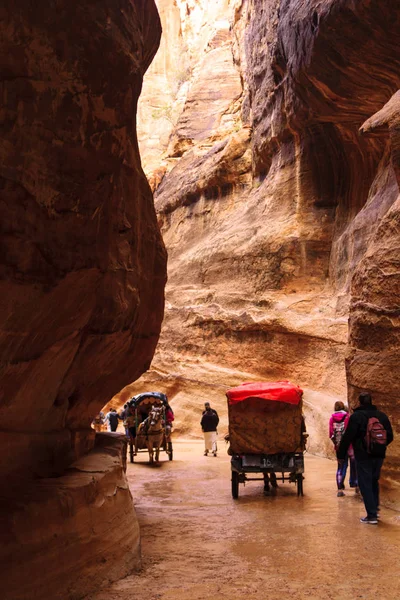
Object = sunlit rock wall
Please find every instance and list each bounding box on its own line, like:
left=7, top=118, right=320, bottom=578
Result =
left=0, top=0, right=166, bottom=597
left=135, top=1, right=399, bottom=494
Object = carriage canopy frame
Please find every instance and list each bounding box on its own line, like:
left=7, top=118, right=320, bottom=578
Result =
left=129, top=391, right=169, bottom=407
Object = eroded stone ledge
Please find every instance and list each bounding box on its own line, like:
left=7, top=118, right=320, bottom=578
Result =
left=1, top=433, right=139, bottom=600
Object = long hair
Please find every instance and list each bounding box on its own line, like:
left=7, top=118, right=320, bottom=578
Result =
left=334, top=401, right=345, bottom=412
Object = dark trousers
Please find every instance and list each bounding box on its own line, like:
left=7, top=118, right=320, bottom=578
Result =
left=356, top=458, right=384, bottom=518
left=336, top=454, right=358, bottom=490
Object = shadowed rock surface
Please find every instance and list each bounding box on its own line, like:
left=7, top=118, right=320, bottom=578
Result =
left=0, top=1, right=166, bottom=597
left=1, top=435, right=140, bottom=600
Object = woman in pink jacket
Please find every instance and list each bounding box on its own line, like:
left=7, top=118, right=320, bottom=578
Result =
left=329, top=401, right=358, bottom=497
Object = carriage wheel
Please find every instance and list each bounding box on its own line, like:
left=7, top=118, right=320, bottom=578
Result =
left=167, top=442, right=173, bottom=461
left=296, top=474, right=304, bottom=497
left=231, top=471, right=239, bottom=499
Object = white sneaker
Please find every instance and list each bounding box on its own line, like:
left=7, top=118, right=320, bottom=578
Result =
left=360, top=517, right=378, bottom=525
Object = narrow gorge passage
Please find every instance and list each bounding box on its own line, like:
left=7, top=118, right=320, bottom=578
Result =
left=90, top=442, right=400, bottom=600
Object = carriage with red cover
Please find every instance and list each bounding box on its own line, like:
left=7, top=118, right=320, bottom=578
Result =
left=226, top=381, right=307, bottom=498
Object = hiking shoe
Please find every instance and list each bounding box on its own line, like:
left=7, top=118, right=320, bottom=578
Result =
left=337, top=491, right=345, bottom=497
left=204, top=450, right=209, bottom=456
left=360, top=517, right=378, bottom=524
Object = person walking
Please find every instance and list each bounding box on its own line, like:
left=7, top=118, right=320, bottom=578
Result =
left=105, top=408, right=120, bottom=432
left=202, top=402, right=218, bottom=418
left=201, top=403, right=219, bottom=457
left=120, top=403, right=131, bottom=437
left=329, top=401, right=358, bottom=497
left=124, top=404, right=136, bottom=442
left=338, top=392, right=393, bottom=524
left=92, top=411, right=105, bottom=433
left=165, top=403, right=175, bottom=431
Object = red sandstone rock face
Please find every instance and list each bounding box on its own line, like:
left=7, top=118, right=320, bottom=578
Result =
left=1, top=435, right=140, bottom=600
left=347, top=92, right=400, bottom=501
left=0, top=0, right=166, bottom=480
left=0, top=1, right=165, bottom=597
left=132, top=1, right=400, bottom=475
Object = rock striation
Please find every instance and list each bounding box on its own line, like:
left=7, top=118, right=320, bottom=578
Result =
left=1, top=435, right=140, bottom=600
left=133, top=0, right=400, bottom=495
left=0, top=0, right=166, bottom=597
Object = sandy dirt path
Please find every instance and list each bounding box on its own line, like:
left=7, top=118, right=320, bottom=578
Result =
left=90, top=441, right=400, bottom=600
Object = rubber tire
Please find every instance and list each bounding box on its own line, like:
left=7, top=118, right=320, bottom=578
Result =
left=168, top=442, right=173, bottom=461
left=296, top=474, right=303, bottom=497
left=232, top=471, right=239, bottom=499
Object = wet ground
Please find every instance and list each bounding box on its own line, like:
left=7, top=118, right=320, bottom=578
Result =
left=90, top=441, right=400, bottom=600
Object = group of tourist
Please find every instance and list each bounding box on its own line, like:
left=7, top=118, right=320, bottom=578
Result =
left=330, top=392, right=393, bottom=525
left=94, top=400, right=220, bottom=456
left=92, top=403, right=175, bottom=438
left=200, top=391, right=394, bottom=526
left=93, top=389, right=393, bottom=526
left=91, top=409, right=119, bottom=432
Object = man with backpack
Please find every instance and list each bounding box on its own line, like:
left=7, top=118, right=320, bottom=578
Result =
left=338, top=392, right=393, bottom=524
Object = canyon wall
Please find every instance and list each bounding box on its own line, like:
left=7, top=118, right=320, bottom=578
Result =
left=0, top=1, right=166, bottom=597
left=1, top=435, right=140, bottom=600
left=130, top=0, right=399, bottom=486
left=348, top=92, right=400, bottom=506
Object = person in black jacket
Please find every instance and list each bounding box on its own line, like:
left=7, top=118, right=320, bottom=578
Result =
left=337, top=392, right=393, bottom=524
left=201, top=404, right=219, bottom=456
left=202, top=402, right=218, bottom=418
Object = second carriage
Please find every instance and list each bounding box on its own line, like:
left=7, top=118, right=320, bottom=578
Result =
left=127, top=392, right=173, bottom=463
left=226, top=381, right=307, bottom=498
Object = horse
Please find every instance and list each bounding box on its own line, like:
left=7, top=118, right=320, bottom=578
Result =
left=137, top=406, right=165, bottom=464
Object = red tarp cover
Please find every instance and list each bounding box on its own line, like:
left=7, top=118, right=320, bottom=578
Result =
left=226, top=381, right=303, bottom=405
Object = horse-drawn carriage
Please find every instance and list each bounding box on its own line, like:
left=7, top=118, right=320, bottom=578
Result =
left=127, top=392, right=173, bottom=464
left=226, top=381, right=307, bottom=498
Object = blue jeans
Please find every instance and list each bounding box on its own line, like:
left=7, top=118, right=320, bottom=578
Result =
left=336, top=454, right=358, bottom=490
left=356, top=458, right=384, bottom=519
